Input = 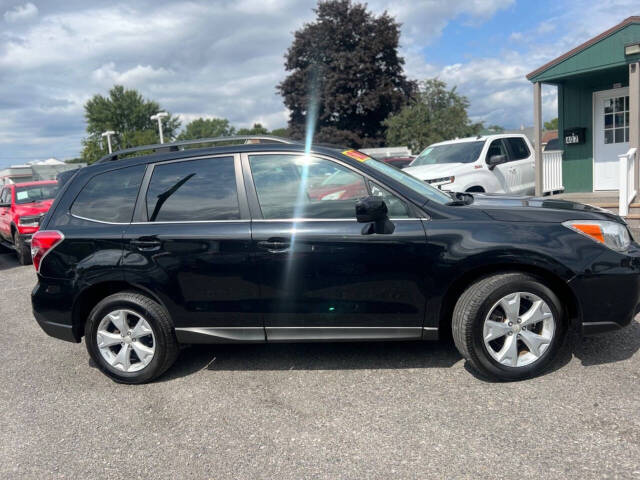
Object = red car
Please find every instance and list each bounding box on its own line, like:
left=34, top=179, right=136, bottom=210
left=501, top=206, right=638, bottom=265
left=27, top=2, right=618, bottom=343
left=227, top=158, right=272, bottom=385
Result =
left=0, top=180, right=58, bottom=264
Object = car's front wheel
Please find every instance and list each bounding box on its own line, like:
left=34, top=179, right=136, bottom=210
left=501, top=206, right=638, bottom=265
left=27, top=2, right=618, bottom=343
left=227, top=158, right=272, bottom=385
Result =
left=85, top=292, right=179, bottom=384
left=452, top=273, right=566, bottom=381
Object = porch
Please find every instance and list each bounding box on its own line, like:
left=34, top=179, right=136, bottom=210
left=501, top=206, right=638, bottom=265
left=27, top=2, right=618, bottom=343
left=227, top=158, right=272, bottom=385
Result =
left=528, top=16, right=640, bottom=217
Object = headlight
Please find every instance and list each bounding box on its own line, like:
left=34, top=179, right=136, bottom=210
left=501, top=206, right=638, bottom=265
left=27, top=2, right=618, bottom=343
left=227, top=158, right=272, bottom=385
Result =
left=563, top=220, right=631, bottom=251
left=18, top=215, right=41, bottom=227
left=426, top=176, right=455, bottom=186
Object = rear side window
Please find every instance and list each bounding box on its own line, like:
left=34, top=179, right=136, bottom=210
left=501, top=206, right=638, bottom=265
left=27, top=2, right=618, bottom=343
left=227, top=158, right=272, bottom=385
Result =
left=0, top=187, right=10, bottom=204
left=71, top=165, right=145, bottom=223
left=145, top=157, right=239, bottom=222
left=505, top=138, right=530, bottom=160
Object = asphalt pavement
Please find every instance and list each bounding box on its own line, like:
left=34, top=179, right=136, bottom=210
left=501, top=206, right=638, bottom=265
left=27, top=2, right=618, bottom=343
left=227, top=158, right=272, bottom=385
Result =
left=1, top=246, right=639, bottom=479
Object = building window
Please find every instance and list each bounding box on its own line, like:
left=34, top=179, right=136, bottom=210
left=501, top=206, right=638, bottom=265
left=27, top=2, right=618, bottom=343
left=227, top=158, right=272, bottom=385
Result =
left=604, top=95, right=629, bottom=144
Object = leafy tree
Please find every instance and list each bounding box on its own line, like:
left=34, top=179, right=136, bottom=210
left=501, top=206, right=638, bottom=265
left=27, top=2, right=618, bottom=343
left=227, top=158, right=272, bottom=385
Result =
left=177, top=117, right=236, bottom=140
left=384, top=79, right=482, bottom=153
left=278, top=0, right=415, bottom=148
left=81, top=85, right=181, bottom=163
left=544, top=117, right=558, bottom=130
left=269, top=127, right=290, bottom=138
left=236, top=123, right=269, bottom=135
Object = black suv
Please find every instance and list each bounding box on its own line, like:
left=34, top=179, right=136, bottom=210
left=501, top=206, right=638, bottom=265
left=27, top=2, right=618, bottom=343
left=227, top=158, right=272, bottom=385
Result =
left=31, top=136, right=640, bottom=383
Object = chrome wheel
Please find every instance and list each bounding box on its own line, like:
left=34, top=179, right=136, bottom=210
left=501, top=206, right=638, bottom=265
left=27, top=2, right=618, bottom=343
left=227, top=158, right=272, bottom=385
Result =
left=96, top=309, right=155, bottom=373
left=483, top=292, right=555, bottom=368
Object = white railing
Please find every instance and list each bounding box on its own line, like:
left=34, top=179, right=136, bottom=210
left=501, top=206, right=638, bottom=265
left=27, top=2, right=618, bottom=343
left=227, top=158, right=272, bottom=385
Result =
left=542, top=150, right=564, bottom=193
left=619, top=147, right=638, bottom=217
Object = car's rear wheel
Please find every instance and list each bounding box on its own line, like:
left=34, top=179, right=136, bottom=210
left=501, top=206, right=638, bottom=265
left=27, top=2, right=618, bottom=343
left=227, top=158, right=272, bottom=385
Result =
left=85, top=292, right=179, bottom=384
left=452, top=273, right=566, bottom=381
left=13, top=231, right=31, bottom=265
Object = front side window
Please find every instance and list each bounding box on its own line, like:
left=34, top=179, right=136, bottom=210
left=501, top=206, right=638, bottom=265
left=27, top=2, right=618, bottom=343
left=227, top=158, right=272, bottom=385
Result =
left=505, top=138, right=530, bottom=160
left=71, top=165, right=145, bottom=223
left=15, top=183, right=59, bottom=205
left=249, top=154, right=368, bottom=219
left=145, top=157, right=239, bottom=222
left=369, top=182, right=410, bottom=218
left=486, top=140, right=508, bottom=163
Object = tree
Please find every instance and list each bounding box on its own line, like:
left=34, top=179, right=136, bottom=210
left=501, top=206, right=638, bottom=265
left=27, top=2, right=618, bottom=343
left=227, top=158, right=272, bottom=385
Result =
left=177, top=117, right=235, bottom=140
left=269, top=127, right=290, bottom=138
left=81, top=85, right=181, bottom=163
left=544, top=117, right=558, bottom=130
left=236, top=123, right=269, bottom=135
left=384, top=79, right=482, bottom=153
left=278, top=0, right=415, bottom=148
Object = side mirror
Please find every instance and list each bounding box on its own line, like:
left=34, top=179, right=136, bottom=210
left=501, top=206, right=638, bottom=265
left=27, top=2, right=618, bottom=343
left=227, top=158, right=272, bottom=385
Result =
left=487, top=154, right=507, bottom=170
left=355, top=196, right=395, bottom=235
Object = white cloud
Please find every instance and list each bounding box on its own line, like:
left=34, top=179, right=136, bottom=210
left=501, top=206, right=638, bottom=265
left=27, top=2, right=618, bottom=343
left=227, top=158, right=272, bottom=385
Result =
left=3, top=2, right=38, bottom=23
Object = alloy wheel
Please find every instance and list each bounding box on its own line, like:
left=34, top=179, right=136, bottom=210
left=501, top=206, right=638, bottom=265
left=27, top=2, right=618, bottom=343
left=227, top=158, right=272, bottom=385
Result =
left=96, top=309, right=155, bottom=372
left=482, top=292, right=555, bottom=368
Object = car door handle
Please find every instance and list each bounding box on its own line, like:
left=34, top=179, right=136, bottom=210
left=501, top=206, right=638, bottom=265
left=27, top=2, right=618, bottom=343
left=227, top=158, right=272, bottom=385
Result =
left=131, top=238, right=161, bottom=252
left=257, top=238, right=291, bottom=252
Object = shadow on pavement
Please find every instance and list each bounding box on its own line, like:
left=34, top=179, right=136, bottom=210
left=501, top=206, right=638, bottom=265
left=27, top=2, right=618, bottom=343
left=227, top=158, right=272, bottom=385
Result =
left=572, top=318, right=640, bottom=367
left=160, top=340, right=462, bottom=382
left=161, top=318, right=640, bottom=382
left=0, top=249, right=21, bottom=271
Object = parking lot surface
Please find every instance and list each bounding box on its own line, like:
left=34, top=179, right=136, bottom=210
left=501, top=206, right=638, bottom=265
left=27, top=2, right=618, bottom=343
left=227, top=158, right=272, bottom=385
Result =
left=1, top=248, right=639, bottom=479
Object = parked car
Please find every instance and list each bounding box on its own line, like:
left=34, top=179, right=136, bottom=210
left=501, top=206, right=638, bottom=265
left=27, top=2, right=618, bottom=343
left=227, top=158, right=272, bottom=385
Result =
left=403, top=134, right=535, bottom=195
left=0, top=180, right=58, bottom=264
left=31, top=137, right=639, bottom=384
left=380, top=156, right=414, bottom=169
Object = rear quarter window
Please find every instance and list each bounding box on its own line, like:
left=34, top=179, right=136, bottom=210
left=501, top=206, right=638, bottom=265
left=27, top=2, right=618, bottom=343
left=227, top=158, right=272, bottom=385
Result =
left=71, top=165, right=145, bottom=223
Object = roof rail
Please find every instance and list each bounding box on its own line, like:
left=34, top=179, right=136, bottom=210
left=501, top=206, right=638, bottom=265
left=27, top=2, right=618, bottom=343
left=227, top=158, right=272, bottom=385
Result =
left=96, top=135, right=298, bottom=163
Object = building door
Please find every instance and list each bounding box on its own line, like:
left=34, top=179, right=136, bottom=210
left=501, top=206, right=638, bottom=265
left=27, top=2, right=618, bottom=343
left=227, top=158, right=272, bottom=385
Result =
left=594, top=87, right=630, bottom=190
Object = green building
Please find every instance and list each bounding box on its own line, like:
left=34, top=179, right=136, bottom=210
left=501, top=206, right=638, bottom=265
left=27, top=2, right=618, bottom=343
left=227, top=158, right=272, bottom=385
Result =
left=528, top=16, right=640, bottom=199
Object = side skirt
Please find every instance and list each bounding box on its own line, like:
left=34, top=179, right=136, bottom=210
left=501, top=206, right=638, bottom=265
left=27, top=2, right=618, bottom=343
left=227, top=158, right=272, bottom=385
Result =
left=265, top=327, right=423, bottom=342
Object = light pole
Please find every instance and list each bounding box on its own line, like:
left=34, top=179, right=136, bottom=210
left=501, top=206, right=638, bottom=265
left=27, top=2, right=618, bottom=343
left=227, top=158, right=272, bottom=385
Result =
left=150, top=112, right=169, bottom=144
left=101, top=131, right=115, bottom=153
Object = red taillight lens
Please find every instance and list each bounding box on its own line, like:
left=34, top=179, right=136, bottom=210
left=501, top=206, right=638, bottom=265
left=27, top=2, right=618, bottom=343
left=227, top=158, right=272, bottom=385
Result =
left=31, top=230, right=63, bottom=273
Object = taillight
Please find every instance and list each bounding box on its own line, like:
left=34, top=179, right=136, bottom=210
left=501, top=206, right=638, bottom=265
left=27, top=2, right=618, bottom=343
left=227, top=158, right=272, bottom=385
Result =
left=31, top=230, right=64, bottom=273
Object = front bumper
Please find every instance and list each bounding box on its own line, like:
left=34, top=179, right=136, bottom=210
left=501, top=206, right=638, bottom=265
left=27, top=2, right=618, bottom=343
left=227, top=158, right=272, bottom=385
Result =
left=569, top=246, right=640, bottom=336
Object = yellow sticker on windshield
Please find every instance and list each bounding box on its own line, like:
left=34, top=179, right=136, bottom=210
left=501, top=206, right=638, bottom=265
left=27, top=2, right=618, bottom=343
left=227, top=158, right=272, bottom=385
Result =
left=342, top=149, right=370, bottom=162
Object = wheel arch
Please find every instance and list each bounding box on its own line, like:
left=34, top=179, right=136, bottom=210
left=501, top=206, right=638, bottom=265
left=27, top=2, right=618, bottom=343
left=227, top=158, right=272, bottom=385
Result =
left=438, top=263, right=581, bottom=338
left=72, top=281, right=168, bottom=338
left=465, top=185, right=485, bottom=193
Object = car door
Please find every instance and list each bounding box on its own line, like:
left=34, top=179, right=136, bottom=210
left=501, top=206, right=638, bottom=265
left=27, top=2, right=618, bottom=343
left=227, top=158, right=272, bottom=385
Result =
left=0, top=186, right=12, bottom=241
left=486, top=139, right=515, bottom=193
left=122, top=154, right=263, bottom=343
left=504, top=137, right=535, bottom=195
left=244, top=151, right=429, bottom=341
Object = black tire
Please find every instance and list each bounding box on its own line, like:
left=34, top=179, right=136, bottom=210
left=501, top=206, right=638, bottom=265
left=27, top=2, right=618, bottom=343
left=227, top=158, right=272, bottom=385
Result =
left=13, top=231, right=31, bottom=265
left=452, top=273, right=566, bottom=381
left=85, top=291, right=179, bottom=384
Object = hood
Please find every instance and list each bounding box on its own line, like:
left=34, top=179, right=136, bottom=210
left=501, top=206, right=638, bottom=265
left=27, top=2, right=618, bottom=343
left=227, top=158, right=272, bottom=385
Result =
left=13, top=199, right=54, bottom=217
left=403, top=163, right=469, bottom=180
left=467, top=194, right=622, bottom=223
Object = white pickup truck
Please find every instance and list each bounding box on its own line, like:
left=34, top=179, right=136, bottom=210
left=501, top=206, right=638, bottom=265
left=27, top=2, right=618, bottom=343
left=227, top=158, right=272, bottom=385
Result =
left=403, top=134, right=535, bottom=195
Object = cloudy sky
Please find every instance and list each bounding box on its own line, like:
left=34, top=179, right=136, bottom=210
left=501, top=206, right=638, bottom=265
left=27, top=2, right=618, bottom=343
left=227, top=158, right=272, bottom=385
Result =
left=0, top=0, right=637, bottom=166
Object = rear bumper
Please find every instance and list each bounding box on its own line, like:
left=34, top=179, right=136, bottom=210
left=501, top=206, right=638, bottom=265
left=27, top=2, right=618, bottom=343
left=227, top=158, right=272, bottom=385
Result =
left=20, top=233, right=32, bottom=245
left=31, top=280, right=79, bottom=343
left=33, top=309, right=78, bottom=342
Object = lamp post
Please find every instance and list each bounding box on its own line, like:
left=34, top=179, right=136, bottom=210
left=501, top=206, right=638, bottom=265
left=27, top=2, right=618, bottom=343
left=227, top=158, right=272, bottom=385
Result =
left=150, top=112, right=169, bottom=144
left=101, top=131, right=115, bottom=154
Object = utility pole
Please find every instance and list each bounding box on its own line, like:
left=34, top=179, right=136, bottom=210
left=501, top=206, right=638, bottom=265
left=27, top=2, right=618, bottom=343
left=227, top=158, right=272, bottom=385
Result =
left=101, top=131, right=115, bottom=153
left=150, top=112, right=169, bottom=144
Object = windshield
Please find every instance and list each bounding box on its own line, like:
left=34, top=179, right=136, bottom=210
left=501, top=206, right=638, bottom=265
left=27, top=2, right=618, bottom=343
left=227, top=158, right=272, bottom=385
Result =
left=364, top=159, right=452, bottom=205
left=411, top=141, right=485, bottom=166
left=15, top=183, right=58, bottom=205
